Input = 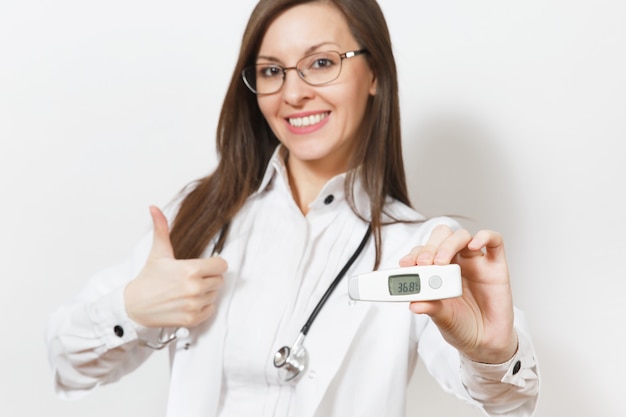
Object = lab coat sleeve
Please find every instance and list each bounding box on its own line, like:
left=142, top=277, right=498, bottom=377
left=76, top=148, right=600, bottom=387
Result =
left=417, top=309, right=540, bottom=417
left=459, top=310, right=540, bottom=416
left=45, top=233, right=162, bottom=400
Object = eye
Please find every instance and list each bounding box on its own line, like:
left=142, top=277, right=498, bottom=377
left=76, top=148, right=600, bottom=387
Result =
left=257, top=65, right=283, bottom=79
left=311, top=58, right=335, bottom=69
left=301, top=52, right=339, bottom=72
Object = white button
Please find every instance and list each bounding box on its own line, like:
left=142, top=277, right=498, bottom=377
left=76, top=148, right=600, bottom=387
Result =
left=308, top=370, right=317, bottom=379
left=429, top=275, right=443, bottom=289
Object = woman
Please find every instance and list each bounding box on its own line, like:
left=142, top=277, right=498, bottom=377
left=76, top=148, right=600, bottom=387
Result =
left=47, top=0, right=540, bottom=416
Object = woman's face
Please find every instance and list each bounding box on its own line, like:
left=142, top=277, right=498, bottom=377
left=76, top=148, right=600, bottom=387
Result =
left=256, top=2, right=376, bottom=177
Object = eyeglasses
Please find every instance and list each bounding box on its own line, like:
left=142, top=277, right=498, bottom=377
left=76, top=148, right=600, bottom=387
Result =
left=242, top=49, right=368, bottom=95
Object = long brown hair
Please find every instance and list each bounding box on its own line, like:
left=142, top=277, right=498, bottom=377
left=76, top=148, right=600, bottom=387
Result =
left=170, top=0, right=410, bottom=268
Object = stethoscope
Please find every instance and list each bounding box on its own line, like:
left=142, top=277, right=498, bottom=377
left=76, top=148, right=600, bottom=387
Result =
left=142, top=223, right=372, bottom=383
left=273, top=225, right=371, bottom=382
left=141, top=327, right=190, bottom=350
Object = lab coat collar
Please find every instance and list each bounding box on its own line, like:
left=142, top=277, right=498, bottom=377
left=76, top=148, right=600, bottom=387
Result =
left=254, top=145, right=372, bottom=219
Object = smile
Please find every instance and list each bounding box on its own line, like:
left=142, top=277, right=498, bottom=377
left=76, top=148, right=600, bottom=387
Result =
left=287, top=112, right=330, bottom=128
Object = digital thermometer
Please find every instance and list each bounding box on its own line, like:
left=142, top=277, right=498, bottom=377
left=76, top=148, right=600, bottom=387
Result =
left=348, top=264, right=462, bottom=302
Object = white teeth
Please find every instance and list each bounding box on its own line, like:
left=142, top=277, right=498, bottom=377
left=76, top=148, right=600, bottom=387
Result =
left=288, top=112, right=328, bottom=127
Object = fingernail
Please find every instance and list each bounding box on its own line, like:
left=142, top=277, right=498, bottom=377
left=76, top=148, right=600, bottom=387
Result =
left=434, top=253, right=447, bottom=264
left=417, top=255, right=430, bottom=264
left=399, top=255, right=415, bottom=265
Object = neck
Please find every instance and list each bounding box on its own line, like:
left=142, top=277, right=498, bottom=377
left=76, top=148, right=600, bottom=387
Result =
left=286, top=155, right=347, bottom=215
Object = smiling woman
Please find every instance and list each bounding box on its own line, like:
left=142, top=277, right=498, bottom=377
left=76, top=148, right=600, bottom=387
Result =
left=254, top=3, right=377, bottom=212
left=45, top=1, right=540, bottom=417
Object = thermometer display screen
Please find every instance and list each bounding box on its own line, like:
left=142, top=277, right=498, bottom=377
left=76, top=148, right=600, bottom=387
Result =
left=388, top=274, right=421, bottom=296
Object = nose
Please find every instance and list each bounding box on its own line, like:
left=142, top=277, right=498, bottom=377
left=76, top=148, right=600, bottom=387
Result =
left=281, top=67, right=314, bottom=105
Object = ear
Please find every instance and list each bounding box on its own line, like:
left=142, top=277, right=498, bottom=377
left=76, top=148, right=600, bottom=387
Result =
left=369, top=70, right=377, bottom=96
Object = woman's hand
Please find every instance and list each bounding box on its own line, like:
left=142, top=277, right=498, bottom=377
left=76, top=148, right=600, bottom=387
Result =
left=124, top=206, right=227, bottom=329
left=400, top=225, right=518, bottom=364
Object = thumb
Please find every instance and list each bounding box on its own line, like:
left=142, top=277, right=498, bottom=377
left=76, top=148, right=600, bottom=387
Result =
left=149, top=205, right=175, bottom=259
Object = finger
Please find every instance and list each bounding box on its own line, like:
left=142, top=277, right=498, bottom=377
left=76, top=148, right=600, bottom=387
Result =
left=182, top=256, right=228, bottom=279
left=399, top=224, right=455, bottom=266
left=433, top=228, right=473, bottom=264
left=179, top=303, right=217, bottom=329
left=408, top=299, right=445, bottom=318
left=191, top=275, right=224, bottom=296
left=186, top=288, right=222, bottom=326
left=399, top=245, right=423, bottom=266
left=176, top=274, right=224, bottom=308
left=149, top=205, right=175, bottom=259
left=468, top=230, right=506, bottom=262
left=200, top=288, right=221, bottom=305
left=417, top=224, right=455, bottom=265
left=197, top=303, right=217, bottom=324
left=205, top=256, right=228, bottom=276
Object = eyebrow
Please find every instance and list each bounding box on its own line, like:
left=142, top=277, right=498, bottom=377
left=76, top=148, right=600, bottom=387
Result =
left=256, top=41, right=341, bottom=63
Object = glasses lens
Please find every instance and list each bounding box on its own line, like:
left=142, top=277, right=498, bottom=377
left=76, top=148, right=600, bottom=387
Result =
left=243, top=64, right=284, bottom=94
left=242, top=67, right=258, bottom=93
left=298, top=51, right=342, bottom=86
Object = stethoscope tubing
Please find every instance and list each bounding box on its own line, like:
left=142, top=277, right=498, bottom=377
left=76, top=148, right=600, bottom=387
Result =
left=299, top=224, right=372, bottom=336
left=274, top=224, right=372, bottom=382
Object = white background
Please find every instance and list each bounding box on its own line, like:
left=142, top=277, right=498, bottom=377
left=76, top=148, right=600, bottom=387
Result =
left=1, top=0, right=624, bottom=416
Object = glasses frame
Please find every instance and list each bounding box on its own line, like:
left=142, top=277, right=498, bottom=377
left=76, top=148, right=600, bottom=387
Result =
left=242, top=49, right=369, bottom=95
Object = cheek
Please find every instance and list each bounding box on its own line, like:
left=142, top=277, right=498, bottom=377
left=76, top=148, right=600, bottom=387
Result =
left=256, top=96, right=280, bottom=125
left=341, top=70, right=375, bottom=116
left=256, top=97, right=285, bottom=140
left=342, top=86, right=372, bottom=124
left=257, top=98, right=271, bottom=121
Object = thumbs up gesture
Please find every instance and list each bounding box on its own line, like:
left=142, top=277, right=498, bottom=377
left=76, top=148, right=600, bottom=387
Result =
left=124, top=206, right=227, bottom=328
